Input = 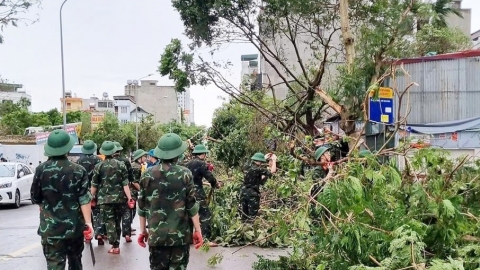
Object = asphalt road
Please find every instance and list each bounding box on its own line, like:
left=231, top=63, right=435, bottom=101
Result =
left=0, top=202, right=286, bottom=270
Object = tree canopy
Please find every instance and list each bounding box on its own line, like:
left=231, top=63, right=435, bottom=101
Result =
left=163, top=0, right=470, bottom=139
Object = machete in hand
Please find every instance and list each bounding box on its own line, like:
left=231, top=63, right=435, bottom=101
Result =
left=84, top=226, right=96, bottom=266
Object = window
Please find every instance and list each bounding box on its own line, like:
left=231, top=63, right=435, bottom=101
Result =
left=66, top=102, right=71, bottom=109
left=108, top=102, right=113, bottom=108
left=121, top=107, right=127, bottom=113
left=0, top=164, right=15, bottom=177
left=21, top=165, right=31, bottom=175
left=98, top=102, right=107, bottom=108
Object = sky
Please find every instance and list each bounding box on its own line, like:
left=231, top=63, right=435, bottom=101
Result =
left=0, top=0, right=479, bottom=127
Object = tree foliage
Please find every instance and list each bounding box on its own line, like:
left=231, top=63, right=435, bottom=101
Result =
left=0, top=0, right=41, bottom=43
left=165, top=0, right=468, bottom=139
left=0, top=100, right=88, bottom=135
left=415, top=25, right=472, bottom=55
left=83, top=112, right=135, bottom=151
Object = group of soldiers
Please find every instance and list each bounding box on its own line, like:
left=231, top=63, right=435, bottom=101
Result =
left=30, top=128, right=280, bottom=270
left=29, top=124, right=336, bottom=269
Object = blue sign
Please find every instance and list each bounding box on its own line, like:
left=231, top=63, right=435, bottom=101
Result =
left=368, top=88, right=394, bottom=125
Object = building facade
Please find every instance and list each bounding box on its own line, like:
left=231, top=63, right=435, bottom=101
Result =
left=113, top=95, right=136, bottom=124
left=130, top=107, right=150, bottom=122
left=190, top=99, right=195, bottom=125
left=125, top=80, right=179, bottom=124
left=60, top=91, right=83, bottom=112
left=177, top=88, right=194, bottom=125
left=0, top=83, right=32, bottom=112
left=445, top=0, right=471, bottom=37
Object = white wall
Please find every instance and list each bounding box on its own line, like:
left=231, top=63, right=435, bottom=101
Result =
left=0, top=92, right=32, bottom=112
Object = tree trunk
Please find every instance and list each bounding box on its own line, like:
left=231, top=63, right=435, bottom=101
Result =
left=339, top=0, right=355, bottom=71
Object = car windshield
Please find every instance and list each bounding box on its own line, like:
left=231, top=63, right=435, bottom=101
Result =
left=0, top=165, right=16, bottom=177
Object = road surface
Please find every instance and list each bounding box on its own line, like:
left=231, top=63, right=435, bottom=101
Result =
left=0, top=202, right=287, bottom=269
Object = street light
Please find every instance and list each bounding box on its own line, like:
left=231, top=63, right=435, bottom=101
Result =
left=128, top=74, right=154, bottom=150
left=60, top=0, right=69, bottom=130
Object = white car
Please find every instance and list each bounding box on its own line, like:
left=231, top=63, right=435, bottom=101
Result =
left=0, top=162, right=34, bottom=208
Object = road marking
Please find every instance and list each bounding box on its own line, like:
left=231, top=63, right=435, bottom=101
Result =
left=0, top=242, right=41, bottom=261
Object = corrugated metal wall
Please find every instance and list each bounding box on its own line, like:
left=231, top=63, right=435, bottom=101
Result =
left=390, top=57, right=480, bottom=124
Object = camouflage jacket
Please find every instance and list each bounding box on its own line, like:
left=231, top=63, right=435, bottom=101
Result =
left=30, top=156, right=92, bottom=239
left=312, top=166, right=328, bottom=180
left=114, top=155, right=135, bottom=184
left=91, top=157, right=129, bottom=204
left=76, top=154, right=102, bottom=187
left=130, top=162, right=142, bottom=200
left=137, top=163, right=199, bottom=247
left=185, top=158, right=217, bottom=192
left=242, top=162, right=272, bottom=192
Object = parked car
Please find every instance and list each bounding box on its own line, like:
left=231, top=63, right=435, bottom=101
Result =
left=0, top=162, right=34, bottom=208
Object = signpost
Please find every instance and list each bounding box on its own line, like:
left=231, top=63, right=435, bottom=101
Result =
left=91, top=111, right=106, bottom=130
left=35, top=126, right=78, bottom=145
left=368, top=87, right=394, bottom=125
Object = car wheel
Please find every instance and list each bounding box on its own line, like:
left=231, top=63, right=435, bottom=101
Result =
left=14, top=189, right=21, bottom=208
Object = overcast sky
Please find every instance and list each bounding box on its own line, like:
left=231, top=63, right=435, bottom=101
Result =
left=0, top=0, right=479, bottom=127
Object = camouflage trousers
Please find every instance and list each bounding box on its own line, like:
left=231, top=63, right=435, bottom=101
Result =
left=41, top=236, right=84, bottom=270
left=122, top=201, right=135, bottom=237
left=92, top=206, right=106, bottom=238
left=102, top=203, right=125, bottom=247
left=195, top=189, right=212, bottom=240
left=149, top=245, right=190, bottom=270
left=240, top=187, right=260, bottom=221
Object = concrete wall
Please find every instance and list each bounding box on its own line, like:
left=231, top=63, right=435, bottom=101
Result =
left=136, top=80, right=178, bottom=124
left=446, top=1, right=471, bottom=37
left=258, top=13, right=343, bottom=100
left=1, top=91, right=32, bottom=112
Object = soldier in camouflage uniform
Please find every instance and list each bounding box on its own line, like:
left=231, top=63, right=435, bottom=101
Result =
left=310, top=146, right=335, bottom=219
left=185, top=144, right=219, bottom=244
left=112, top=141, right=136, bottom=242
left=130, top=149, right=147, bottom=225
left=91, top=141, right=133, bottom=254
left=76, top=140, right=106, bottom=245
left=137, top=133, right=203, bottom=270
left=240, top=152, right=277, bottom=221
left=30, top=129, right=94, bottom=269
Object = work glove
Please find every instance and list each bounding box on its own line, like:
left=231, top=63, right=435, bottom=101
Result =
left=207, top=163, right=214, bottom=172
left=83, top=223, right=93, bottom=241
left=193, top=231, right=203, bottom=249
left=128, top=199, right=136, bottom=209
left=137, top=232, right=149, bottom=248
left=91, top=199, right=97, bottom=208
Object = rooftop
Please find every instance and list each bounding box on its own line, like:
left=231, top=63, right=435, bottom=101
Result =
left=394, top=49, right=480, bottom=65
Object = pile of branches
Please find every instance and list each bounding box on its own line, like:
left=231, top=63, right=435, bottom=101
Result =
left=208, top=147, right=480, bottom=269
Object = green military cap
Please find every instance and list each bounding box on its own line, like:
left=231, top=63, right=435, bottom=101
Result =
left=113, top=141, right=123, bottom=151
left=44, top=129, right=76, bottom=157
left=192, top=144, right=209, bottom=154
left=251, top=152, right=266, bottom=162
left=100, top=141, right=117, bottom=156
left=154, top=133, right=187, bottom=160
left=132, top=149, right=147, bottom=161
left=314, top=146, right=330, bottom=161
left=81, top=140, right=97, bottom=155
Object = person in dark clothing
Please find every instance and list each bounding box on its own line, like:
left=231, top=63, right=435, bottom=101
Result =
left=76, top=140, right=105, bottom=244
left=112, top=141, right=136, bottom=243
left=185, top=144, right=220, bottom=246
left=240, top=152, right=277, bottom=222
